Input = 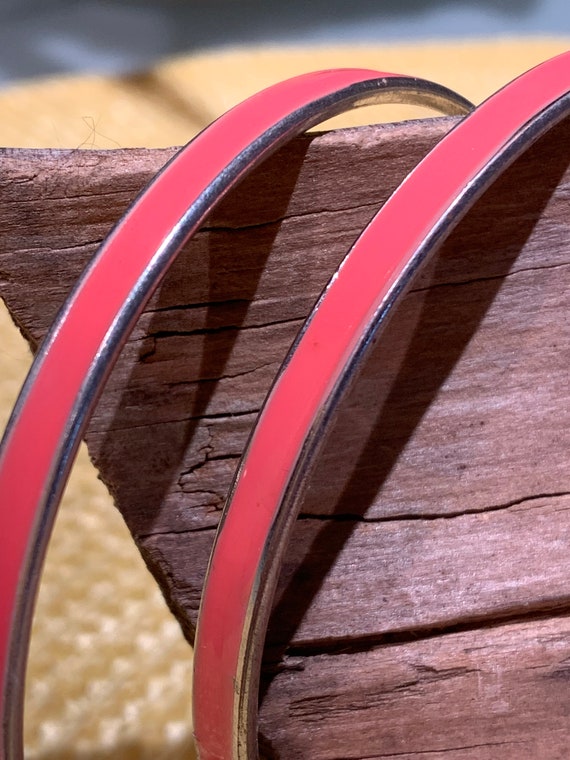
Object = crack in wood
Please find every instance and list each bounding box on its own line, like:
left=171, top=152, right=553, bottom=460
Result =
left=409, top=260, right=570, bottom=294
left=145, top=314, right=304, bottom=341
left=87, top=408, right=259, bottom=435
left=145, top=297, right=251, bottom=315
left=279, top=605, right=570, bottom=662
left=5, top=238, right=105, bottom=255
left=137, top=524, right=217, bottom=541
left=335, top=741, right=522, bottom=759
left=298, top=491, right=570, bottom=524
left=178, top=451, right=240, bottom=475
left=39, top=187, right=136, bottom=202
left=153, top=359, right=278, bottom=385
left=199, top=197, right=384, bottom=234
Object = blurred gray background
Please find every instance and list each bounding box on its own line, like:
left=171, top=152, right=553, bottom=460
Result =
left=0, top=0, right=569, bottom=84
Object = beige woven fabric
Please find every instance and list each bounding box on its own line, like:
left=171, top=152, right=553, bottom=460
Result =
left=0, top=38, right=567, bottom=759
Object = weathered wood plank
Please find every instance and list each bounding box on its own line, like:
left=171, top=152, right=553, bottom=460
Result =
left=0, top=115, right=569, bottom=757
left=260, top=614, right=570, bottom=759
left=268, top=495, right=570, bottom=651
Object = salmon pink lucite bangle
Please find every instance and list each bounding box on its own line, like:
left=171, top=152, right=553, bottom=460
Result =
left=0, top=69, right=472, bottom=760
left=193, top=50, right=570, bottom=760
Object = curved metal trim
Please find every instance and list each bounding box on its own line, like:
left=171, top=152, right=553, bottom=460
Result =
left=193, top=51, right=570, bottom=760
left=0, top=70, right=471, bottom=760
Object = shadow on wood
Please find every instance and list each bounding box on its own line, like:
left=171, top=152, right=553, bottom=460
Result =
left=0, top=115, right=569, bottom=758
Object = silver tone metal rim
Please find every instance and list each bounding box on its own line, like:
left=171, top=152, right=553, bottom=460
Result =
left=0, top=76, right=472, bottom=760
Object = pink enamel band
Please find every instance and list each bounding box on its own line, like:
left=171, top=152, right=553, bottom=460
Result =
left=0, top=70, right=471, bottom=760
left=192, top=51, right=570, bottom=760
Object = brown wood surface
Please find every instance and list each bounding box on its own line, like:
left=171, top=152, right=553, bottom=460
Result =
left=0, top=115, right=569, bottom=758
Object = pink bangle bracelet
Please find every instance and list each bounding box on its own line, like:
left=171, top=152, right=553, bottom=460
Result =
left=0, top=70, right=471, bottom=760
left=192, top=50, right=570, bottom=760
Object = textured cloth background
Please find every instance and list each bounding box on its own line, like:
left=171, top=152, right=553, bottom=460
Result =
left=0, top=38, right=568, bottom=759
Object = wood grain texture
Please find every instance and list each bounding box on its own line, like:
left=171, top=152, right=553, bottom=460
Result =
left=0, top=115, right=569, bottom=757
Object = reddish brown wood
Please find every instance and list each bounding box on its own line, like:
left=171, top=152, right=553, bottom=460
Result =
left=0, top=115, right=569, bottom=757
left=260, top=614, right=570, bottom=759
